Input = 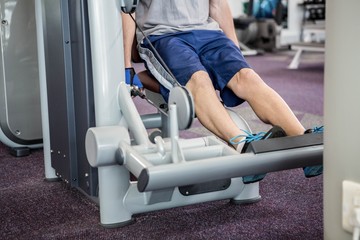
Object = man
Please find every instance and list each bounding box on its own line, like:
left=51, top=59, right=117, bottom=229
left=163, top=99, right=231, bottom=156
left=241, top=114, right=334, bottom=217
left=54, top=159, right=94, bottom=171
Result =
left=122, top=0, right=322, bottom=183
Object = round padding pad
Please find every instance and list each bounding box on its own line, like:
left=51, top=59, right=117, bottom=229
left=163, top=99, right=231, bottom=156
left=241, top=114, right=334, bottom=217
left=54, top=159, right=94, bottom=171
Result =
left=168, top=86, right=195, bottom=130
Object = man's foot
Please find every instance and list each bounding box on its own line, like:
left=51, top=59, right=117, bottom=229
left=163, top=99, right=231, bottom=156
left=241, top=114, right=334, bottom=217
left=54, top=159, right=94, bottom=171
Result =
left=303, top=126, right=324, bottom=178
left=231, top=126, right=287, bottom=184
left=303, top=165, right=323, bottom=178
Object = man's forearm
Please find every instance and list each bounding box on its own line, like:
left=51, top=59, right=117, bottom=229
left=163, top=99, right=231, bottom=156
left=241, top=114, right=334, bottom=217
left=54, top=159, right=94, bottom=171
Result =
left=209, top=0, right=239, bottom=48
left=122, top=13, right=136, bottom=67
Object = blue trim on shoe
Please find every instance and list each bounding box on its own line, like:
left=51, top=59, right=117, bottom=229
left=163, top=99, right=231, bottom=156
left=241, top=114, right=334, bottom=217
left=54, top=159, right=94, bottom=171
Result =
left=313, top=126, right=324, bottom=133
left=303, top=165, right=323, bottom=178
left=303, top=126, right=324, bottom=178
left=229, top=129, right=266, bottom=145
left=231, top=130, right=267, bottom=184
left=242, top=174, right=267, bottom=184
left=233, top=126, right=286, bottom=184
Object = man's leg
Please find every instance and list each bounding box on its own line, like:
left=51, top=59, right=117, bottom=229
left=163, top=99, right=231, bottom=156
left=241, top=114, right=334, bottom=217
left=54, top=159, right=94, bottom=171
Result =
left=227, top=68, right=323, bottom=180
left=186, top=68, right=305, bottom=148
left=226, top=68, right=305, bottom=137
left=188, top=69, right=322, bottom=181
left=185, top=70, right=246, bottom=146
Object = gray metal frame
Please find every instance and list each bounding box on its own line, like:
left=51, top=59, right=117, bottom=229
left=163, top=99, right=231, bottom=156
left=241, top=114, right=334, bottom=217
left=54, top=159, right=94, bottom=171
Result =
left=86, top=102, right=322, bottom=227
left=36, top=0, right=323, bottom=228
left=82, top=0, right=324, bottom=228
left=83, top=1, right=261, bottom=227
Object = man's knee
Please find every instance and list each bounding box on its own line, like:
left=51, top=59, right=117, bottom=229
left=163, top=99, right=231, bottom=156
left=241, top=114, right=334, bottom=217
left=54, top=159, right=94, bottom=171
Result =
left=226, top=68, right=267, bottom=100
left=238, top=68, right=261, bottom=83
left=186, top=71, right=213, bottom=92
left=229, top=68, right=263, bottom=91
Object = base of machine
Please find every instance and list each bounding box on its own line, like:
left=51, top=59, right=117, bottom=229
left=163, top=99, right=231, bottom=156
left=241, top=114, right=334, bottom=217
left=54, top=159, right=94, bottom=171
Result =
left=9, top=147, right=31, bottom=157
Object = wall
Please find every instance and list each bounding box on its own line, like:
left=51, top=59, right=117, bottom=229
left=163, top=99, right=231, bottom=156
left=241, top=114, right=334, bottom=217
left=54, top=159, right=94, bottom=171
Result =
left=227, top=0, right=245, bottom=18
left=324, top=0, right=360, bottom=239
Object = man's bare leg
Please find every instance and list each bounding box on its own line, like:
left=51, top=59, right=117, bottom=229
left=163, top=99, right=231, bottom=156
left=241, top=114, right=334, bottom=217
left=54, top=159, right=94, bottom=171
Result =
left=186, top=69, right=319, bottom=181
left=185, top=69, right=305, bottom=149
left=185, top=71, right=245, bottom=145
left=226, top=68, right=305, bottom=136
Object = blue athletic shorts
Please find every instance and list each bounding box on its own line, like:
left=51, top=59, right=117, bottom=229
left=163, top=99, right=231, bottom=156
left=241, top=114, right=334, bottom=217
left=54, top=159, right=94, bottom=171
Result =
left=140, top=30, right=251, bottom=107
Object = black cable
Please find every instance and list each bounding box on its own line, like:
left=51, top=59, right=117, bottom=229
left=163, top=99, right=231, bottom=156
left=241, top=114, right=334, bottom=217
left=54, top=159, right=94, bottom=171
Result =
left=128, top=13, right=181, bottom=87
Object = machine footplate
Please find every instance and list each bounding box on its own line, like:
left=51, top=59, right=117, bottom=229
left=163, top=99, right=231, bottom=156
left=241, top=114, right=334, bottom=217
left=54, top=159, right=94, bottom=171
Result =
left=247, top=133, right=323, bottom=154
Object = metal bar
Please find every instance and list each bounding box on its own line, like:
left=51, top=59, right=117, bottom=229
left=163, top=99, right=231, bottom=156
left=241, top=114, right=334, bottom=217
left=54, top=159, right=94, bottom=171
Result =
left=35, top=0, right=57, bottom=179
left=141, top=113, right=162, bottom=129
left=118, top=83, right=152, bottom=145
left=137, top=145, right=323, bottom=192
left=142, top=145, right=226, bottom=165
left=87, top=0, right=123, bottom=127
left=120, top=142, right=154, bottom=178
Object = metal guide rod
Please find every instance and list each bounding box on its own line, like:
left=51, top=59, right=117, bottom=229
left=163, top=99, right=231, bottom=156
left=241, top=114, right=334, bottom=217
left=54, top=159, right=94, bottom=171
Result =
left=138, top=145, right=227, bottom=166
left=137, top=145, right=323, bottom=192
left=169, top=104, right=182, bottom=163
left=118, top=83, right=152, bottom=146
left=87, top=0, right=123, bottom=127
left=35, top=0, right=57, bottom=179
left=120, top=141, right=154, bottom=178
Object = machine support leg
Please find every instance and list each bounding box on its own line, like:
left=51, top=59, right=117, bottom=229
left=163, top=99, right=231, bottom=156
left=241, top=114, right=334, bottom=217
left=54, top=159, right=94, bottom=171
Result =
left=288, top=49, right=303, bottom=69
left=98, top=165, right=133, bottom=228
left=35, top=0, right=58, bottom=180
left=232, top=181, right=261, bottom=204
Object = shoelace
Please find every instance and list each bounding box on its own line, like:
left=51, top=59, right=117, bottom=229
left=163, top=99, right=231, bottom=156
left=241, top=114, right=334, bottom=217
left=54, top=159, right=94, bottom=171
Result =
left=312, top=126, right=324, bottom=133
left=230, top=129, right=267, bottom=145
left=230, top=126, right=323, bottom=145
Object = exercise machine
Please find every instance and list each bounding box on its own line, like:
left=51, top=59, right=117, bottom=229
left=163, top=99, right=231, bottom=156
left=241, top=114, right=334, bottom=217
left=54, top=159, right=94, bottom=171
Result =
left=0, top=0, right=43, bottom=156
left=288, top=0, right=326, bottom=69
left=233, top=0, right=286, bottom=54
left=36, top=0, right=323, bottom=228
left=86, top=1, right=322, bottom=227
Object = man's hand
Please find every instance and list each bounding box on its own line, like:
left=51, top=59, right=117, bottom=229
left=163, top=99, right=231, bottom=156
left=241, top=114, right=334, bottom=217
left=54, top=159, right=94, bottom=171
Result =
left=125, top=67, right=143, bottom=89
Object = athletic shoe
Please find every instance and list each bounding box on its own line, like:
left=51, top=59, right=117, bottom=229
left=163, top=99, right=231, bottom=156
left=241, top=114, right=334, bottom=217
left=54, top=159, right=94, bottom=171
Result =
left=231, top=126, right=287, bottom=184
left=303, top=126, right=324, bottom=178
